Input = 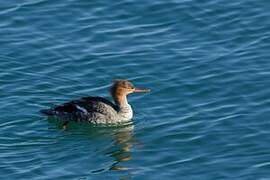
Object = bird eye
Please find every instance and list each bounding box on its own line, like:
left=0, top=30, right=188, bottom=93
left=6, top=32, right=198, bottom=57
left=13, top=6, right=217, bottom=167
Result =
left=129, top=84, right=135, bottom=89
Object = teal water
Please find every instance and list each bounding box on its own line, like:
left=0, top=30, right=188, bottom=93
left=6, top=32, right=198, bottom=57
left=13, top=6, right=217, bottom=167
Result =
left=1, top=0, right=270, bottom=179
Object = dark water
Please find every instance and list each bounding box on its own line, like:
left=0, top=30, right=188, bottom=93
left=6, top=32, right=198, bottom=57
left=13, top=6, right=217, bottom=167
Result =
left=1, top=0, right=270, bottom=179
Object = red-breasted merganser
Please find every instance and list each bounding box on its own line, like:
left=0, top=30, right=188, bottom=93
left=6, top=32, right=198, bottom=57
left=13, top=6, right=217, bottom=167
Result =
left=41, top=80, right=150, bottom=125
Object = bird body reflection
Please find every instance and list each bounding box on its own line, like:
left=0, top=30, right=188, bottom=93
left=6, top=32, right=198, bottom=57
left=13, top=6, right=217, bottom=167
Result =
left=47, top=119, right=138, bottom=179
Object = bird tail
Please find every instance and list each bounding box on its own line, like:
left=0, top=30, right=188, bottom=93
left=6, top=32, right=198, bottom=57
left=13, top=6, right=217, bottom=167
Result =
left=40, top=109, right=56, bottom=116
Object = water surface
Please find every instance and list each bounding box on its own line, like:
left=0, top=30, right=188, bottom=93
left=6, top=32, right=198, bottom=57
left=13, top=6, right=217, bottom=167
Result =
left=1, top=0, right=270, bottom=179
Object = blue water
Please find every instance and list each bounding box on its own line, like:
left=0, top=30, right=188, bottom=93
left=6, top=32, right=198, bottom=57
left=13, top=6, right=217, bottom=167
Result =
left=1, top=0, right=270, bottom=179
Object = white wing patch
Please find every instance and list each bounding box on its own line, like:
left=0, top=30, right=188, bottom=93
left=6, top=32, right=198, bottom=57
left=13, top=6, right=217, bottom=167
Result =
left=75, top=105, right=88, bottom=114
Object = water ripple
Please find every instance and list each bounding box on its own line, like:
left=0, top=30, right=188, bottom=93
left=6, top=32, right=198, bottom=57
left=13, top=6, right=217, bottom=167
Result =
left=1, top=0, right=270, bottom=179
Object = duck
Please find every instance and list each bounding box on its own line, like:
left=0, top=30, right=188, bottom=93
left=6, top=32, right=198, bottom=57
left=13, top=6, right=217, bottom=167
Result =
left=41, top=80, right=150, bottom=126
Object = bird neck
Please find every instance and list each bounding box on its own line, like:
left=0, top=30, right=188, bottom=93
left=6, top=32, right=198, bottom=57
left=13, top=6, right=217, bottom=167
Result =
left=113, top=93, right=129, bottom=108
left=113, top=94, right=133, bottom=121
